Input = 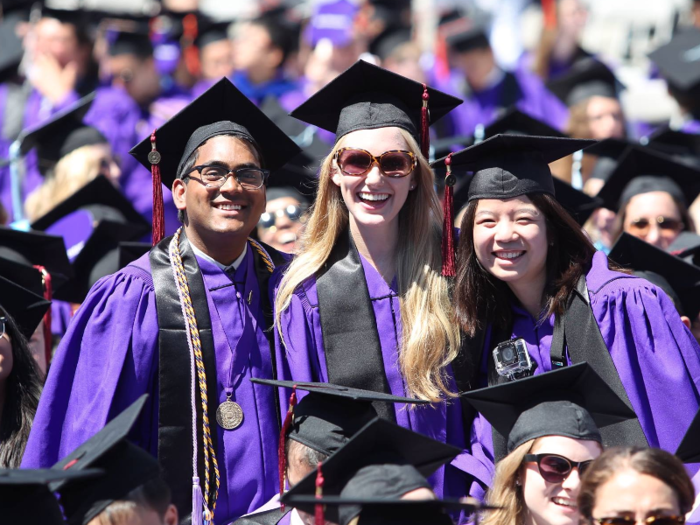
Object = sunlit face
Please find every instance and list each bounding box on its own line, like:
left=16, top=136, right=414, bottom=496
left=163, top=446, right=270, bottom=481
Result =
left=473, top=195, right=549, bottom=288
left=522, top=436, right=602, bottom=525
left=623, top=191, right=683, bottom=250
left=233, top=23, right=275, bottom=71
left=557, top=0, right=588, bottom=40
left=257, top=196, right=306, bottom=253
left=587, top=97, right=625, bottom=140
left=34, top=18, right=80, bottom=68
left=201, top=39, right=234, bottom=80
left=591, top=469, right=681, bottom=525
left=453, top=47, right=495, bottom=91
left=331, top=127, right=416, bottom=233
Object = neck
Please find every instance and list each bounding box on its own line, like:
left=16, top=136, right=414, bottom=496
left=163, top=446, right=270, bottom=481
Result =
left=349, top=217, right=399, bottom=284
left=552, top=36, right=579, bottom=62
left=506, top=272, right=547, bottom=319
left=246, top=66, right=276, bottom=86
left=184, top=225, right=248, bottom=267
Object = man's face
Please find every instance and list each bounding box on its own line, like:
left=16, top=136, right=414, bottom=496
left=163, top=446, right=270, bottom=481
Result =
left=257, top=196, right=306, bottom=253
left=173, top=135, right=266, bottom=246
left=33, top=18, right=80, bottom=68
left=201, top=40, right=234, bottom=80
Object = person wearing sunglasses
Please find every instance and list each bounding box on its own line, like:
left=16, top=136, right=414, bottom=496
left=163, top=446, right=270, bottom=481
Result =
left=273, top=61, right=488, bottom=500
left=257, top=187, right=309, bottom=253
left=462, top=364, right=641, bottom=525
left=578, top=447, right=694, bottom=525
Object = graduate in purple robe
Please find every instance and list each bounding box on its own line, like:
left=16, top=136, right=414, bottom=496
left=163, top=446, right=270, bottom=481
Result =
left=440, top=134, right=700, bottom=489
left=273, top=60, right=494, bottom=500
left=21, top=78, right=302, bottom=525
left=435, top=26, right=568, bottom=140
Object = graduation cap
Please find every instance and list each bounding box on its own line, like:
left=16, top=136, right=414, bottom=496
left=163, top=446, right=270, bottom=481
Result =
left=482, top=108, right=567, bottom=140
left=119, top=241, right=152, bottom=268
left=129, top=77, right=301, bottom=245
left=675, top=409, right=700, bottom=463
left=0, top=468, right=103, bottom=525
left=0, top=227, right=72, bottom=288
left=108, top=28, right=154, bottom=58
left=648, top=28, right=700, bottom=95
left=372, top=27, right=413, bottom=61
left=596, top=147, right=700, bottom=212
left=281, top=417, right=461, bottom=523
left=52, top=394, right=161, bottom=525
left=584, top=138, right=637, bottom=183
left=196, top=18, right=232, bottom=49
left=608, top=233, right=700, bottom=319
left=644, top=127, right=700, bottom=167
left=553, top=177, right=603, bottom=225
left=0, top=275, right=51, bottom=340
left=40, top=6, right=90, bottom=27
left=17, top=94, right=106, bottom=175
left=547, top=58, right=623, bottom=107
left=445, top=24, right=490, bottom=53
left=462, top=363, right=638, bottom=454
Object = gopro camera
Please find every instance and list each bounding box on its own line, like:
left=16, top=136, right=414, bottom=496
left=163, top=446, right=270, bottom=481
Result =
left=493, top=338, right=534, bottom=381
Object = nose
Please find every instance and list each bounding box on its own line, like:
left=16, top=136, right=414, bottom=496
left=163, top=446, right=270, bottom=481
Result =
left=219, top=172, right=244, bottom=193
left=560, top=468, right=581, bottom=490
left=493, top=218, right=518, bottom=243
left=644, top=223, right=662, bottom=247
left=364, top=163, right=383, bottom=185
left=111, top=160, right=121, bottom=182
left=276, top=211, right=294, bottom=229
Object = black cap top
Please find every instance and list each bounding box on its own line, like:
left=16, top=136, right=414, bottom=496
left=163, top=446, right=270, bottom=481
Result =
left=547, top=58, right=623, bottom=107
left=609, top=233, right=700, bottom=320
left=196, top=19, right=232, bottom=49
left=483, top=108, right=567, bottom=140
left=462, top=363, right=637, bottom=453
left=445, top=24, right=490, bottom=54
left=585, top=138, right=637, bottom=183
left=0, top=227, right=72, bottom=288
left=0, top=275, right=51, bottom=339
left=289, top=60, right=462, bottom=144
left=553, top=177, right=603, bottom=226
left=108, top=30, right=154, bottom=59
left=372, top=28, right=412, bottom=61
left=118, top=241, right=152, bottom=268
left=52, top=395, right=160, bottom=525
left=0, top=468, right=103, bottom=525
left=281, top=417, right=460, bottom=522
left=675, top=409, right=700, bottom=463
left=645, top=127, right=700, bottom=165
left=130, top=77, right=301, bottom=188
left=648, top=28, right=700, bottom=93
left=596, top=147, right=700, bottom=211
left=432, top=134, right=594, bottom=202
left=251, top=379, right=428, bottom=456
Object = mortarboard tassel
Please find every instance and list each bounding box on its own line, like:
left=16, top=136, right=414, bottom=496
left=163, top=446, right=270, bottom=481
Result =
left=441, top=153, right=456, bottom=277
left=314, top=462, right=325, bottom=525
left=279, top=386, right=298, bottom=507
left=149, top=130, right=165, bottom=246
left=182, top=14, right=202, bottom=78
left=192, top=476, right=204, bottom=525
left=420, top=85, right=430, bottom=159
left=34, top=265, right=52, bottom=367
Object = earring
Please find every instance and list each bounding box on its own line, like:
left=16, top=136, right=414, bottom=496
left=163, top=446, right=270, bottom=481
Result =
left=410, top=184, right=416, bottom=190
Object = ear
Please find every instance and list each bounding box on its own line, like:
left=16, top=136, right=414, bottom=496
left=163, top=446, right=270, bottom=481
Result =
left=164, top=504, right=178, bottom=525
left=681, top=315, right=692, bottom=329
left=331, top=163, right=343, bottom=188
left=172, top=179, right=187, bottom=212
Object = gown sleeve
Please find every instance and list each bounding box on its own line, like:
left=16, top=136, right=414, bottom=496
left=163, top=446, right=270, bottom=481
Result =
left=21, top=268, right=160, bottom=468
left=591, top=275, right=700, bottom=451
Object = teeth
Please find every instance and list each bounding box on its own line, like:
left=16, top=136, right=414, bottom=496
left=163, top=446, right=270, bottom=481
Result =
left=279, top=232, right=297, bottom=244
left=358, top=192, right=390, bottom=202
left=216, top=203, right=242, bottom=211
left=552, top=498, right=577, bottom=508
left=496, top=251, right=524, bottom=259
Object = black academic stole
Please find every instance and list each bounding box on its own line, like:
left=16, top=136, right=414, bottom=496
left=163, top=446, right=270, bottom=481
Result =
left=150, top=232, right=284, bottom=521
left=316, top=229, right=396, bottom=421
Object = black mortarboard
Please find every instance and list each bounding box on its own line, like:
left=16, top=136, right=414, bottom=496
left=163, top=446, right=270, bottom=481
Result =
left=668, top=231, right=700, bottom=267
left=645, top=127, right=700, bottom=167
left=445, top=25, right=490, bottom=54
left=596, top=147, right=700, bottom=212
left=0, top=468, right=103, bottom=525
left=547, top=58, right=623, bottom=107
left=108, top=29, right=154, bottom=58
left=289, top=60, right=462, bottom=145
left=52, top=395, right=161, bottom=525
left=483, top=108, right=567, bottom=140
left=675, top=409, right=700, bottom=463
left=250, top=379, right=428, bottom=456
left=648, top=28, right=700, bottom=95
left=432, top=134, right=594, bottom=202
left=608, top=233, right=700, bottom=319
left=17, top=94, right=105, bottom=174
left=0, top=275, right=51, bottom=339
left=553, top=177, right=603, bottom=225
left=585, top=138, right=636, bottom=182
left=281, top=417, right=461, bottom=523
left=462, top=363, right=637, bottom=453
left=0, top=256, right=44, bottom=296
left=40, top=6, right=89, bottom=26
left=196, top=18, right=231, bottom=49
left=372, top=27, right=412, bottom=60
left=0, top=227, right=72, bottom=288
left=118, top=241, right=152, bottom=268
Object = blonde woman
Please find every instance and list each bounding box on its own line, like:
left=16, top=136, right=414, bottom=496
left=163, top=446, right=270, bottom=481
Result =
left=273, top=61, right=485, bottom=499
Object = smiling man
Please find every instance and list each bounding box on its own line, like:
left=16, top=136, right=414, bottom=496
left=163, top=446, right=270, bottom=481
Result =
left=21, top=79, right=301, bottom=525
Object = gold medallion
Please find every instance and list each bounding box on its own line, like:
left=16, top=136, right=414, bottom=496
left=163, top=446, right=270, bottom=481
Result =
left=216, top=397, right=243, bottom=430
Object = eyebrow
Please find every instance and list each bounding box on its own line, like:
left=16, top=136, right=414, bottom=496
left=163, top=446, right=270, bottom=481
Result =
left=199, top=161, right=261, bottom=170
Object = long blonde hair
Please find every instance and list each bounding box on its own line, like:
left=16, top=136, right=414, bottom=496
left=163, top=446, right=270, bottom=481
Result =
left=481, top=440, right=536, bottom=525
left=275, top=128, right=460, bottom=401
left=24, top=144, right=109, bottom=221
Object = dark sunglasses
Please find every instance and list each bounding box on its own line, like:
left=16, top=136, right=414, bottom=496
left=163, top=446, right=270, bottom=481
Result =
left=258, top=205, right=304, bottom=229
left=335, top=148, right=417, bottom=178
left=593, top=516, right=685, bottom=525
left=523, top=453, right=593, bottom=484
left=628, top=216, right=683, bottom=235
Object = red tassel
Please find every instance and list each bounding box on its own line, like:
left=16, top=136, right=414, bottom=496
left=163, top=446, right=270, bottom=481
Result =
left=182, top=14, right=201, bottom=78
left=150, top=130, right=165, bottom=246
left=441, top=154, right=456, bottom=277
left=33, top=266, right=52, bottom=367
left=279, top=386, right=298, bottom=506
left=420, top=84, right=430, bottom=159
left=314, top=462, right=325, bottom=525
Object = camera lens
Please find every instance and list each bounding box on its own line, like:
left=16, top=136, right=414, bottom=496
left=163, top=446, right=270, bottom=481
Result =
left=501, top=347, right=515, bottom=362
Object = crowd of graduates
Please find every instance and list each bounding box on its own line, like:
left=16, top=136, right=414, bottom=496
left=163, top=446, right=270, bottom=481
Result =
left=2, top=0, right=700, bottom=524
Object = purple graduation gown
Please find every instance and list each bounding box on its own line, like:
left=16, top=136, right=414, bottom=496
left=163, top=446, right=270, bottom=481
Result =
left=470, top=251, right=700, bottom=487
left=22, top=243, right=281, bottom=524
left=274, top=254, right=493, bottom=500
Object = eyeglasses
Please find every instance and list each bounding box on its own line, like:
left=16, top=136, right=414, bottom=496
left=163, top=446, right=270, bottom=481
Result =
left=259, top=205, right=304, bottom=229
left=627, top=216, right=683, bottom=236
left=335, top=148, right=417, bottom=178
left=186, top=165, right=270, bottom=190
left=523, top=453, right=593, bottom=484
left=593, top=516, right=685, bottom=525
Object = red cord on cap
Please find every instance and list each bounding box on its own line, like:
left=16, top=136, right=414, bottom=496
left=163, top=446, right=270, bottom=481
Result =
left=420, top=84, right=430, bottom=159
left=33, top=266, right=52, bottom=367
left=315, top=462, right=325, bottom=525
left=441, top=153, right=456, bottom=277
left=149, top=130, right=165, bottom=245
left=279, top=386, right=298, bottom=507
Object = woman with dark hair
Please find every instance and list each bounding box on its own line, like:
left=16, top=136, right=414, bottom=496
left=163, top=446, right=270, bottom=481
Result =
left=0, top=276, right=46, bottom=468
left=442, top=134, right=700, bottom=493
left=578, top=447, right=695, bottom=525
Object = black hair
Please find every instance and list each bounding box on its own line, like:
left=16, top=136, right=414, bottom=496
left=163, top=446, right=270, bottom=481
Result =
left=251, top=14, right=296, bottom=67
